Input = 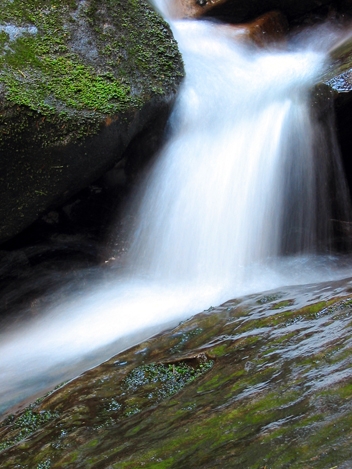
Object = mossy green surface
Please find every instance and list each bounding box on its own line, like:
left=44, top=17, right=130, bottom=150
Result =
left=0, top=0, right=184, bottom=244
left=0, top=0, right=182, bottom=125
left=0, top=280, right=352, bottom=468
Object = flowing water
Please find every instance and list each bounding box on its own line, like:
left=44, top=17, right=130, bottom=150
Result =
left=1, top=5, right=352, bottom=415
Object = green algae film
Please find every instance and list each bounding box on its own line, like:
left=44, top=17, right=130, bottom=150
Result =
left=0, top=0, right=183, bottom=122
left=0, top=284, right=352, bottom=468
left=0, top=0, right=184, bottom=243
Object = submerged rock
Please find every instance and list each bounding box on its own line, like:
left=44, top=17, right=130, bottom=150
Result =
left=214, top=11, right=288, bottom=48
left=0, top=0, right=184, bottom=244
left=1, top=279, right=352, bottom=467
left=243, top=10, right=288, bottom=46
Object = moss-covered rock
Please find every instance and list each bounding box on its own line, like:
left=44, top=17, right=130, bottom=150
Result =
left=0, top=0, right=184, bottom=244
left=1, top=279, right=352, bottom=468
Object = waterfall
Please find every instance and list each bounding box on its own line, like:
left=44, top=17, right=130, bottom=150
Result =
left=125, top=19, right=349, bottom=286
left=0, top=9, right=351, bottom=414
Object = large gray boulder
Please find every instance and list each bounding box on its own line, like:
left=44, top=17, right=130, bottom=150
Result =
left=0, top=0, right=184, bottom=244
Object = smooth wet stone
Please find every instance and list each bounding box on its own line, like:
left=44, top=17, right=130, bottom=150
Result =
left=1, top=279, right=352, bottom=468
left=244, top=10, right=288, bottom=46
left=215, top=11, right=288, bottom=48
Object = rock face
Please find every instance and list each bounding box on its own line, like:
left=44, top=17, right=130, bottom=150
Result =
left=242, top=10, right=288, bottom=46
left=214, top=11, right=288, bottom=47
left=0, top=0, right=184, bottom=244
left=321, top=32, right=352, bottom=204
left=1, top=280, right=352, bottom=467
left=169, top=0, right=338, bottom=22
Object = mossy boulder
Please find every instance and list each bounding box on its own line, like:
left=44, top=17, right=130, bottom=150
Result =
left=1, top=279, right=352, bottom=467
left=0, top=0, right=184, bottom=244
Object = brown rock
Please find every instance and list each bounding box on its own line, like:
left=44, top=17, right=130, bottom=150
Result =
left=166, top=0, right=226, bottom=19
left=1, top=282, right=352, bottom=468
left=231, top=10, right=288, bottom=46
left=186, top=11, right=288, bottom=48
left=171, top=0, right=339, bottom=23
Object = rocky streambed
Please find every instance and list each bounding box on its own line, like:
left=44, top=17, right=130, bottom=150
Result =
left=2, top=1, right=352, bottom=468
left=1, top=277, right=352, bottom=468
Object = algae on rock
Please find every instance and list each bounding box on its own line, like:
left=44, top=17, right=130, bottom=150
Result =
left=0, top=0, right=184, bottom=244
left=1, top=279, right=352, bottom=468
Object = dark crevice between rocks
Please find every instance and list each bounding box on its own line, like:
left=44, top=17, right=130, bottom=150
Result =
left=0, top=92, right=174, bottom=330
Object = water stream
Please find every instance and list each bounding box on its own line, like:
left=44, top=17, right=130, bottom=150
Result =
left=1, top=4, right=352, bottom=415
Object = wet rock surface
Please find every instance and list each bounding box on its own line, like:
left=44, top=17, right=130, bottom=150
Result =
left=321, top=30, right=352, bottom=202
left=212, top=11, right=288, bottom=48
left=2, top=2, right=352, bottom=469
left=169, top=0, right=343, bottom=23
left=1, top=278, right=352, bottom=468
left=0, top=0, right=184, bottom=244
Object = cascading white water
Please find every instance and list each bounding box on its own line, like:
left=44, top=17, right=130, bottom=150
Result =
left=126, top=19, right=349, bottom=286
left=0, top=7, right=351, bottom=414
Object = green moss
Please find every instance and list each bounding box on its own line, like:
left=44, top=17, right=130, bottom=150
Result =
left=257, top=293, right=283, bottom=304
left=0, top=0, right=184, bottom=244
left=1, top=293, right=351, bottom=468
left=5, top=57, right=131, bottom=114
left=271, top=299, right=295, bottom=309
left=0, top=409, right=59, bottom=452
left=36, top=460, right=51, bottom=469
left=122, top=360, right=214, bottom=410
left=323, top=381, right=352, bottom=399
left=0, top=0, right=183, bottom=143
left=170, top=328, right=204, bottom=353
left=209, top=343, right=229, bottom=357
